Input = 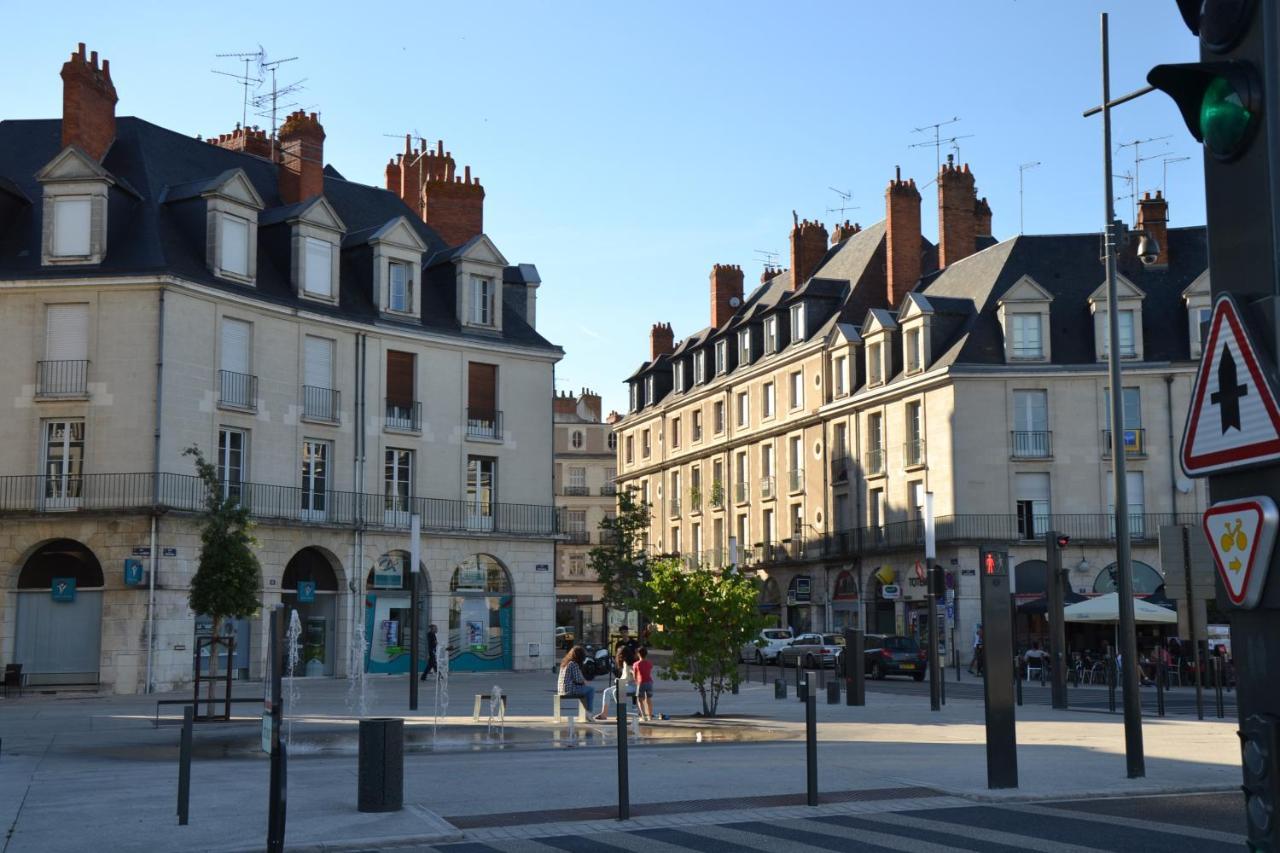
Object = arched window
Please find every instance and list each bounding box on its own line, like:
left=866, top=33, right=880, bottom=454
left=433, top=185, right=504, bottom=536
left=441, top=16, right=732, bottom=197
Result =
left=1014, top=560, right=1048, bottom=596
left=18, top=539, right=104, bottom=589
left=571, top=430, right=584, bottom=449
left=1093, top=561, right=1164, bottom=594
left=450, top=555, right=512, bottom=592
left=833, top=570, right=859, bottom=600
left=608, top=432, right=618, bottom=450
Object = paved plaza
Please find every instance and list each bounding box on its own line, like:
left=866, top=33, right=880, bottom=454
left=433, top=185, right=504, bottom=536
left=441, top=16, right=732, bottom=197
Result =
left=0, top=668, right=1242, bottom=851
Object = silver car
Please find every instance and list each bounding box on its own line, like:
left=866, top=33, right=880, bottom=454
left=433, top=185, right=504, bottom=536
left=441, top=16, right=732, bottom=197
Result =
left=777, top=633, right=846, bottom=669
left=740, top=628, right=795, bottom=663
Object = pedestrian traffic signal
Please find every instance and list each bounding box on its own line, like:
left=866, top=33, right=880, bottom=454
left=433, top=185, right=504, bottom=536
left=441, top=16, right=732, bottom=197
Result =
left=1240, top=714, right=1280, bottom=849
left=1149, top=0, right=1262, bottom=160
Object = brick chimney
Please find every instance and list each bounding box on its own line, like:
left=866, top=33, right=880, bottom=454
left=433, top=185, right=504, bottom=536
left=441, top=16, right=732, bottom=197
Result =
left=1137, top=191, right=1170, bottom=267
left=938, top=156, right=978, bottom=267
left=578, top=388, right=603, bottom=422
left=385, top=136, right=485, bottom=247
left=553, top=391, right=577, bottom=417
left=207, top=124, right=274, bottom=160
left=650, top=323, right=675, bottom=360
left=974, top=196, right=993, bottom=238
left=761, top=266, right=784, bottom=285
left=790, top=214, right=829, bottom=289
left=885, top=167, right=922, bottom=309
left=277, top=110, right=325, bottom=205
left=831, top=220, right=862, bottom=244
left=60, top=43, right=117, bottom=162
left=710, top=263, right=744, bottom=328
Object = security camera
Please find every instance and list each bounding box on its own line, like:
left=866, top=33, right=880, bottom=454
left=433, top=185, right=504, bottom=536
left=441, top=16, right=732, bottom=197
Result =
left=1137, top=232, right=1161, bottom=266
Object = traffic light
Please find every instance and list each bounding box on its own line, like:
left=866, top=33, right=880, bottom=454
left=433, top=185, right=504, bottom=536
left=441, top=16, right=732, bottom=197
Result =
left=980, top=548, right=1007, bottom=577
left=929, top=564, right=946, bottom=597
left=1055, top=534, right=1071, bottom=549
left=1240, top=714, right=1280, bottom=849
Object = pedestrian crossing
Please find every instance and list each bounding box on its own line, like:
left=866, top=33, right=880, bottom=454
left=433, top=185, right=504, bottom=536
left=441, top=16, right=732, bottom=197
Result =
left=424, top=795, right=1242, bottom=853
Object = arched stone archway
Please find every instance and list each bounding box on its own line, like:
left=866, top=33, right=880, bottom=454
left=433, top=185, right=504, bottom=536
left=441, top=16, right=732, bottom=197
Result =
left=15, top=539, right=103, bottom=685
left=758, top=576, right=782, bottom=628
left=448, top=555, right=513, bottom=671
left=1093, top=561, right=1164, bottom=594
left=281, top=547, right=344, bottom=676
left=363, top=550, right=429, bottom=675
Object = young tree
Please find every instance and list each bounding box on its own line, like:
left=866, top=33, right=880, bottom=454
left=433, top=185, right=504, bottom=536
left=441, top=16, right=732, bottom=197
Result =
left=645, top=556, right=767, bottom=717
left=588, top=486, right=653, bottom=614
left=185, top=446, right=261, bottom=709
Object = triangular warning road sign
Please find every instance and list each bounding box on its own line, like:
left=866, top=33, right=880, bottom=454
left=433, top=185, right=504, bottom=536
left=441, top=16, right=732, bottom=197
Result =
left=1202, top=496, right=1278, bottom=609
left=1181, top=293, right=1280, bottom=476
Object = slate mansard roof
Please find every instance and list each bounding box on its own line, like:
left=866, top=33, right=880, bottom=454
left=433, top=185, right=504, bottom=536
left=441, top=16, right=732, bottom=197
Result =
left=0, top=117, right=557, bottom=351
left=627, top=216, right=1208, bottom=410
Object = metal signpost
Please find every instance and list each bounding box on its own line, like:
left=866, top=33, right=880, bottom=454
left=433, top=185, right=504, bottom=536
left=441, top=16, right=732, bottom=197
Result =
left=925, top=493, right=941, bottom=712
left=266, top=605, right=287, bottom=853
left=978, top=545, right=1017, bottom=789
left=409, top=514, right=420, bottom=712
left=1147, top=2, right=1280, bottom=844
left=1045, top=531, right=1069, bottom=710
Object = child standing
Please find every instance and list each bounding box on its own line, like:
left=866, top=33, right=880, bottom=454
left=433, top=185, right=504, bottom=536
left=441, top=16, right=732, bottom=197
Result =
left=633, top=646, right=655, bottom=721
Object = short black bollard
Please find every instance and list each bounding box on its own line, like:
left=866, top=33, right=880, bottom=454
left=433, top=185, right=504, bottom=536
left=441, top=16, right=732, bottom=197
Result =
left=794, top=657, right=802, bottom=696
left=805, top=672, right=818, bottom=806
left=1107, top=657, right=1117, bottom=714
left=617, top=699, right=630, bottom=820
left=177, top=705, right=193, bottom=825
left=1015, top=669, right=1023, bottom=706
left=1214, top=658, right=1225, bottom=719
left=827, top=679, right=840, bottom=704
left=774, top=678, right=787, bottom=699
left=357, top=718, right=404, bottom=813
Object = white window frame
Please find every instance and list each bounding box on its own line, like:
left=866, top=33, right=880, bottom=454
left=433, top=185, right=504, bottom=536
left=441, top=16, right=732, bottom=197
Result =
left=764, top=316, right=779, bottom=354
left=41, top=419, right=85, bottom=509
left=471, top=275, right=495, bottom=326
left=300, top=439, right=330, bottom=520
left=833, top=355, right=847, bottom=396
left=737, top=392, right=749, bottom=428
left=220, top=214, right=251, bottom=279
left=762, top=382, right=775, bottom=419
left=905, top=327, right=922, bottom=373
left=302, top=236, right=334, bottom=298
left=389, top=260, right=412, bottom=313
left=695, top=351, right=707, bottom=384
left=868, top=341, right=883, bottom=385
left=790, top=303, right=805, bottom=343
left=1010, top=313, right=1044, bottom=359
left=738, top=329, right=752, bottom=364
left=789, top=370, right=803, bottom=410
left=384, top=447, right=414, bottom=526
left=217, top=427, right=248, bottom=503
left=52, top=197, right=92, bottom=258
left=715, top=340, right=728, bottom=374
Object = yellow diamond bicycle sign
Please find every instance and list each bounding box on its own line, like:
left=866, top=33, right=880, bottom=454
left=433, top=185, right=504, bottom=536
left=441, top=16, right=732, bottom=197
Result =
left=1201, top=496, right=1278, bottom=609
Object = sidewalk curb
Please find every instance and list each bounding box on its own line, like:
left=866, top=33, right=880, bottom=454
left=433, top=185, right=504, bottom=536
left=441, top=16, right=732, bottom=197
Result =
left=211, top=806, right=464, bottom=853
left=936, top=782, right=1238, bottom=804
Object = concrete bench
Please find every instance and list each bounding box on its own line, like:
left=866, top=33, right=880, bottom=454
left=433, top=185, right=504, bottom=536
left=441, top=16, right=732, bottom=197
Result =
left=553, top=692, right=590, bottom=722
left=472, top=693, right=510, bottom=722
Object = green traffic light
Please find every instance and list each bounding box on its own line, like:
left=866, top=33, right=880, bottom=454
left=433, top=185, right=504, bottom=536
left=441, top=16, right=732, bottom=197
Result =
left=1201, top=75, right=1253, bottom=157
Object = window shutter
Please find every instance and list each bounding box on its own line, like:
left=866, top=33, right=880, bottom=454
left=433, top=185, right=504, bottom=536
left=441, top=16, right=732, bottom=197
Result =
left=468, top=362, right=497, bottom=414
left=386, top=350, right=415, bottom=406
left=304, top=238, right=332, bottom=297
left=304, top=336, right=333, bottom=389
left=220, top=319, right=251, bottom=374
left=222, top=216, right=250, bottom=277
left=53, top=198, right=91, bottom=256
left=45, top=304, right=89, bottom=361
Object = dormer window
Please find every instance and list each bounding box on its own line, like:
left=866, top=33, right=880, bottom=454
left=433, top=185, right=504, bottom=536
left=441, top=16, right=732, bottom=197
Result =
left=694, top=351, right=707, bottom=384
left=471, top=275, right=494, bottom=326
left=1100, top=310, right=1137, bottom=358
left=790, top=303, right=805, bottom=343
left=715, top=340, right=728, bottom=374
left=1089, top=274, right=1145, bottom=362
left=905, top=327, right=922, bottom=373
left=37, top=146, right=115, bottom=267
left=997, top=275, right=1054, bottom=363
left=389, top=261, right=412, bottom=312
left=645, top=375, right=655, bottom=405
left=303, top=236, right=335, bottom=298
left=738, top=329, right=752, bottom=364
left=764, top=317, right=779, bottom=353
left=833, top=354, right=848, bottom=396
left=674, top=361, right=686, bottom=393
left=52, top=197, right=92, bottom=257
left=1010, top=314, right=1043, bottom=359
left=1183, top=270, right=1211, bottom=358
left=220, top=214, right=251, bottom=277
left=868, top=341, right=883, bottom=385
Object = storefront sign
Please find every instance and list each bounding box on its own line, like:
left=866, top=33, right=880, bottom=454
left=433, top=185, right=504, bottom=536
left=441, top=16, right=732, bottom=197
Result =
left=881, top=583, right=901, bottom=600
left=51, top=577, right=76, bottom=602
left=373, top=555, right=403, bottom=589
left=297, top=581, right=316, bottom=603
left=124, top=559, right=144, bottom=586
left=132, top=546, right=151, bottom=557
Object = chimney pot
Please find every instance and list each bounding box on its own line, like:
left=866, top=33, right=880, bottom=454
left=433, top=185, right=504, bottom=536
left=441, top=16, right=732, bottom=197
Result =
left=60, top=43, right=118, bottom=162
left=277, top=109, right=326, bottom=204
left=790, top=217, right=829, bottom=289
left=886, top=168, right=923, bottom=309
left=938, top=161, right=979, bottom=267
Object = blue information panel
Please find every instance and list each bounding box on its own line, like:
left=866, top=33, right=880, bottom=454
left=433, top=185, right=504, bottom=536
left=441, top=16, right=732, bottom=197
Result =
left=297, top=581, right=316, bottom=603
left=124, top=559, right=144, bottom=586
left=51, top=577, right=76, bottom=602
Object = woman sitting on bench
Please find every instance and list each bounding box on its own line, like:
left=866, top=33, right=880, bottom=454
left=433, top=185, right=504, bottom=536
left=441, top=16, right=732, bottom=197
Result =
left=556, top=646, right=595, bottom=715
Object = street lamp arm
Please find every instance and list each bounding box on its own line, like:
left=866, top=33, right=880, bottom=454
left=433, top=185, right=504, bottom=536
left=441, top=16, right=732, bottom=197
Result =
left=1083, top=84, right=1157, bottom=118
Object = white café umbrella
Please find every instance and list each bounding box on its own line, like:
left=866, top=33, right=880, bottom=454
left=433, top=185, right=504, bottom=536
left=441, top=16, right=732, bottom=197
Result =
left=1061, top=592, right=1177, bottom=625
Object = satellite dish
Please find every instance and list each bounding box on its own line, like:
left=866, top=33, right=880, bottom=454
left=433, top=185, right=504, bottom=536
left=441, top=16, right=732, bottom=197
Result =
left=1176, top=477, right=1194, bottom=494
left=729, top=296, right=741, bottom=307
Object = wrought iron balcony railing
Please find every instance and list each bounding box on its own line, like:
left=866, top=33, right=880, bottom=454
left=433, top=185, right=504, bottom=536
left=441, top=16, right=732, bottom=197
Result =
left=218, top=370, right=257, bottom=411
left=385, top=399, right=421, bottom=432
left=36, top=360, right=89, bottom=398
left=302, top=386, right=341, bottom=423
left=1011, top=430, right=1052, bottom=458
left=467, top=408, right=502, bottom=441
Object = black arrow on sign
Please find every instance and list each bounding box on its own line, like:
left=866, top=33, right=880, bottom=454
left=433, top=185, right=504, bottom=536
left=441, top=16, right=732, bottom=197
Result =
left=1210, top=346, right=1248, bottom=434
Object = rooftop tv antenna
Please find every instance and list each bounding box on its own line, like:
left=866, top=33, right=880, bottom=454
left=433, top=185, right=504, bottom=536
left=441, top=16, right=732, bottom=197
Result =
left=250, top=53, right=305, bottom=160
left=754, top=249, right=780, bottom=273
left=909, top=116, right=974, bottom=188
left=1113, top=170, right=1136, bottom=219
left=213, top=48, right=265, bottom=130
left=825, top=187, right=860, bottom=218
left=1161, top=155, right=1191, bottom=195
left=1116, top=134, right=1172, bottom=220
left=1018, top=161, right=1041, bottom=234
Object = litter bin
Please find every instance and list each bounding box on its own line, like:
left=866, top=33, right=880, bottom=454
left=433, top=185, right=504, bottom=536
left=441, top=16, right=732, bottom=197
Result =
left=358, top=718, right=404, bottom=812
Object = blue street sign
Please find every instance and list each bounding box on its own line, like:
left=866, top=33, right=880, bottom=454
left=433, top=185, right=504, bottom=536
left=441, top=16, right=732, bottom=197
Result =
left=297, top=581, right=316, bottom=603
left=51, top=577, right=76, bottom=602
left=124, top=559, right=144, bottom=586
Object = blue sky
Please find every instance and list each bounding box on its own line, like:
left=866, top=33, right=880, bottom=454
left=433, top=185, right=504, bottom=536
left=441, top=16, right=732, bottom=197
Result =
left=3, top=1, right=1203, bottom=414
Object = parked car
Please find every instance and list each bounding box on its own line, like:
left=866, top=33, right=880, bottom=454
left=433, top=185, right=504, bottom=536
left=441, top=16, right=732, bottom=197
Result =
left=778, top=632, right=846, bottom=670
left=555, top=626, right=575, bottom=650
left=740, top=628, right=795, bottom=663
left=864, top=634, right=927, bottom=681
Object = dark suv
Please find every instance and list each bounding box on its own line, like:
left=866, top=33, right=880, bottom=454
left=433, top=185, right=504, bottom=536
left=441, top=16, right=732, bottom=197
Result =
left=864, top=634, right=927, bottom=681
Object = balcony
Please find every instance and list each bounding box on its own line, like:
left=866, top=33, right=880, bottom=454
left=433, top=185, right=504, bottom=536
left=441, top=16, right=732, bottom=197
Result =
left=36, top=360, right=89, bottom=399
left=1011, top=430, right=1052, bottom=459
left=760, top=476, right=776, bottom=500
left=0, top=471, right=562, bottom=535
left=688, top=490, right=702, bottom=514
left=564, top=530, right=590, bottom=544
left=864, top=448, right=884, bottom=477
left=734, top=481, right=750, bottom=504
left=669, top=499, right=682, bottom=518
left=830, top=454, right=851, bottom=483
left=385, top=399, right=421, bottom=432
left=563, top=485, right=589, bottom=496
left=709, top=483, right=725, bottom=509
left=467, top=408, right=502, bottom=441
left=302, top=386, right=341, bottom=423
left=600, top=484, right=617, bottom=497
left=904, top=438, right=926, bottom=467
left=218, top=370, right=257, bottom=411
left=1102, top=428, right=1146, bottom=457
left=787, top=469, right=804, bottom=493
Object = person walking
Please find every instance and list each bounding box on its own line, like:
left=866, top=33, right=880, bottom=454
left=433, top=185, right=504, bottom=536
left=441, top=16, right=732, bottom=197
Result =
left=969, top=624, right=984, bottom=675
left=420, top=624, right=439, bottom=681
left=557, top=646, right=596, bottom=716
left=633, top=646, right=655, bottom=721
left=596, top=646, right=636, bottom=721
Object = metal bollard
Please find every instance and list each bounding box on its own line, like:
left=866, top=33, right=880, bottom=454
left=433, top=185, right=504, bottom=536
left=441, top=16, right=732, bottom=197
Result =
left=177, top=705, right=193, bottom=825
left=1015, top=668, right=1023, bottom=706
left=1107, top=657, right=1117, bottom=714
left=357, top=718, right=404, bottom=813
left=827, top=679, right=840, bottom=704
left=805, top=672, right=818, bottom=807
left=797, top=661, right=807, bottom=703
left=774, top=678, right=787, bottom=699
left=1156, top=661, right=1166, bottom=717
left=1214, top=658, right=1225, bottom=719
left=794, top=657, right=802, bottom=697
left=616, top=698, right=630, bottom=820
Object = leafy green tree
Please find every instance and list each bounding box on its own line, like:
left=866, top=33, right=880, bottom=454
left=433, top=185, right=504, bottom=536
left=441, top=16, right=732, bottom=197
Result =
left=644, top=556, right=767, bottom=716
left=588, top=486, right=653, bottom=613
left=185, top=446, right=261, bottom=706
